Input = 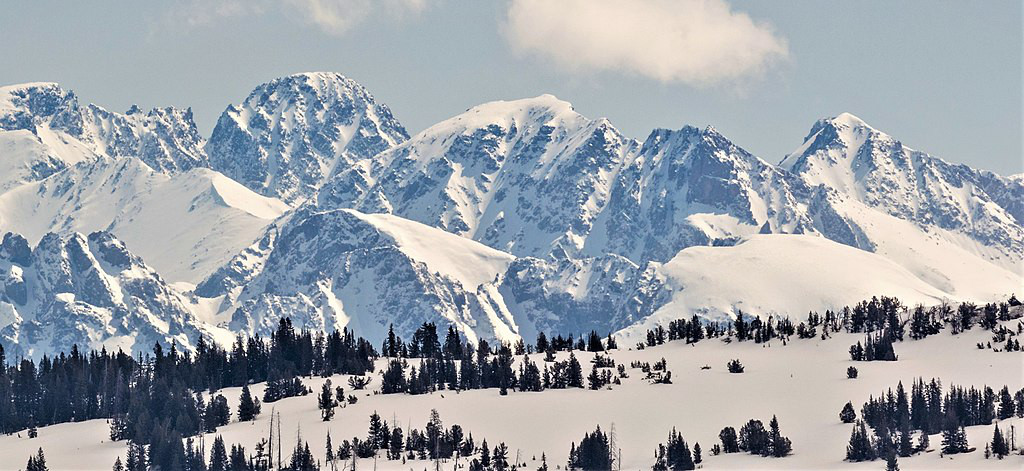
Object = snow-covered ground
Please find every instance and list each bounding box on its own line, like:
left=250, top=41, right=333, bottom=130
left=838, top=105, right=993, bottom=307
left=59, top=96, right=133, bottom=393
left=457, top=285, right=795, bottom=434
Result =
left=2, top=319, right=1021, bottom=470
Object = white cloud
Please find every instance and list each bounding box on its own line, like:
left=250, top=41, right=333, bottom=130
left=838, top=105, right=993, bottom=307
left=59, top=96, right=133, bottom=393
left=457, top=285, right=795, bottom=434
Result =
left=503, top=0, right=789, bottom=86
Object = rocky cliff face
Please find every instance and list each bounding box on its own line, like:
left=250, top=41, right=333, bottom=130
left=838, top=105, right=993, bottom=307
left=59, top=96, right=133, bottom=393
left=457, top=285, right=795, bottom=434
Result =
left=206, top=72, right=408, bottom=204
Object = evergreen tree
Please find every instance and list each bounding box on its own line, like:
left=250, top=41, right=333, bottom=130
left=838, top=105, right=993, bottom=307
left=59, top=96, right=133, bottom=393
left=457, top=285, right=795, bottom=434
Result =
left=319, top=379, right=337, bottom=421
left=567, top=353, right=584, bottom=388
left=237, top=384, right=261, bottom=421
left=112, top=457, right=124, bottom=471
left=493, top=442, right=510, bottom=471
left=26, top=448, right=48, bottom=471
left=941, top=421, right=969, bottom=455
left=653, top=428, right=694, bottom=470
left=205, top=394, right=231, bottom=431
left=325, top=431, right=335, bottom=470
left=692, top=442, right=701, bottom=464
left=768, top=415, right=792, bottom=457
left=229, top=444, right=248, bottom=471
left=840, top=402, right=857, bottom=423
left=568, top=426, right=611, bottom=470
left=998, top=386, right=1015, bottom=420
left=991, top=424, right=1009, bottom=458
left=210, top=436, right=229, bottom=471
left=884, top=448, right=899, bottom=471
left=845, top=420, right=876, bottom=462
left=738, top=419, right=768, bottom=455
left=719, top=427, right=739, bottom=453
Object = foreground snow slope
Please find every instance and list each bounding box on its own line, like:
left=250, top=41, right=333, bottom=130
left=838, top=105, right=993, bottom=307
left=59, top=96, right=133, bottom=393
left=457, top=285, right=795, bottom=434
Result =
left=1, top=319, right=1020, bottom=470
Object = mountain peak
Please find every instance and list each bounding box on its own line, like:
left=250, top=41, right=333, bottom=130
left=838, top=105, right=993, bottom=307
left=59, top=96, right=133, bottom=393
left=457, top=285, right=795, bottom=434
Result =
left=206, top=72, right=409, bottom=204
left=828, top=112, right=869, bottom=129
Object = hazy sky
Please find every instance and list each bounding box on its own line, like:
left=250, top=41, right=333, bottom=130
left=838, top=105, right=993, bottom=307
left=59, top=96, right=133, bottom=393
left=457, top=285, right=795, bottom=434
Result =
left=2, top=0, right=1021, bottom=174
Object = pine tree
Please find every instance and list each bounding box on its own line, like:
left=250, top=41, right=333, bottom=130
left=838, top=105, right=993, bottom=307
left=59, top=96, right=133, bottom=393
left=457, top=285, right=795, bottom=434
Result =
left=325, top=431, right=335, bottom=470
left=768, top=415, right=792, bottom=457
left=991, top=424, right=1009, bottom=458
left=941, top=421, right=969, bottom=455
left=210, top=436, right=229, bottom=471
left=693, top=442, right=701, bottom=464
left=884, top=448, right=899, bottom=471
left=653, top=428, right=694, bottom=470
left=845, top=420, right=876, bottom=462
left=719, top=427, right=739, bottom=453
left=229, top=444, right=248, bottom=471
left=205, top=394, right=231, bottom=431
left=998, top=386, right=1015, bottom=420
left=493, top=442, right=510, bottom=471
left=840, top=402, right=857, bottom=423
left=237, top=383, right=261, bottom=421
left=319, top=379, right=337, bottom=421
left=26, top=448, right=48, bottom=471
left=480, top=439, right=491, bottom=468
left=112, top=457, right=124, bottom=471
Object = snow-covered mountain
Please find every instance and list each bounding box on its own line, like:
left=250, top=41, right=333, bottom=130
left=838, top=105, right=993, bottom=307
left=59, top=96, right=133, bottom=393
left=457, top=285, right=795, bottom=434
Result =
left=206, top=72, right=409, bottom=204
left=0, top=74, right=1020, bottom=357
left=0, top=231, right=210, bottom=358
left=0, top=156, right=288, bottom=284
left=0, top=82, right=208, bottom=179
left=317, top=95, right=636, bottom=260
left=196, top=207, right=519, bottom=344
left=781, top=112, right=1024, bottom=267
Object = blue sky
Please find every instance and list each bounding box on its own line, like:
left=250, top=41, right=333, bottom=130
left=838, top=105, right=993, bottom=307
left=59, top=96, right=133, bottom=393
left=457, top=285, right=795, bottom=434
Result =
left=1, top=0, right=1020, bottom=174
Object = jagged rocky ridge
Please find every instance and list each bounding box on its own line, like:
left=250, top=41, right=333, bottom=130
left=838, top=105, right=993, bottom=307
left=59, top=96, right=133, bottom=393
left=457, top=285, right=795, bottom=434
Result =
left=0, top=73, right=1020, bottom=357
left=0, top=231, right=207, bottom=358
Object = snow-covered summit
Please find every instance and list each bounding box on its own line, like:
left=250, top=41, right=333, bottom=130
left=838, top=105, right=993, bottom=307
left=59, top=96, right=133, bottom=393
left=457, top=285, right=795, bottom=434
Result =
left=205, top=72, right=409, bottom=204
left=781, top=113, right=1024, bottom=264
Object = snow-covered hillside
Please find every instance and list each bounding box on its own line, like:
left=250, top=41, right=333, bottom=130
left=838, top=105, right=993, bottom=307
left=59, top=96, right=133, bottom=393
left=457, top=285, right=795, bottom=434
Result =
left=2, top=315, right=1021, bottom=470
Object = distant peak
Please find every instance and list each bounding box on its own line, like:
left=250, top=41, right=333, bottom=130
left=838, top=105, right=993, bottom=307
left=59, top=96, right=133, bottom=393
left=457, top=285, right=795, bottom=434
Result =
left=429, top=94, right=583, bottom=133
left=466, top=94, right=575, bottom=115
left=830, top=112, right=868, bottom=128
left=0, top=81, right=63, bottom=95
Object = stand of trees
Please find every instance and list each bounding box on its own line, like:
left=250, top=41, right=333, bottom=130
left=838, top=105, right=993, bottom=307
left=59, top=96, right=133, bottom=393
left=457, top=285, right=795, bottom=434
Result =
left=638, top=295, right=1023, bottom=354
left=717, top=416, right=792, bottom=458
left=846, top=378, right=1024, bottom=462
left=567, top=426, right=612, bottom=470
left=652, top=428, right=696, bottom=470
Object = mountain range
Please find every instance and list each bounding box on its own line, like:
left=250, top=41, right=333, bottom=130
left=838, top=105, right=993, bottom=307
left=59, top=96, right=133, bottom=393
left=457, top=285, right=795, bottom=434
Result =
left=0, top=73, right=1020, bottom=357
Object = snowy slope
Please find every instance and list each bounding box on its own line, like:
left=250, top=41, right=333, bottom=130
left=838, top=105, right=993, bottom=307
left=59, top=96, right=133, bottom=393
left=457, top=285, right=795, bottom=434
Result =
left=0, top=156, right=288, bottom=283
left=2, top=315, right=1021, bottom=470
left=206, top=72, right=408, bottom=204
left=618, top=234, right=974, bottom=340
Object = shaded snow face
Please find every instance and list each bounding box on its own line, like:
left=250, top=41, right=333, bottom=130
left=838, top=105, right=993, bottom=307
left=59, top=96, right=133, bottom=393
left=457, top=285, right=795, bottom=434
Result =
left=205, top=72, right=409, bottom=205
